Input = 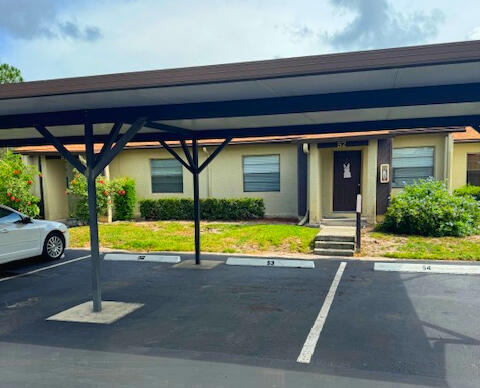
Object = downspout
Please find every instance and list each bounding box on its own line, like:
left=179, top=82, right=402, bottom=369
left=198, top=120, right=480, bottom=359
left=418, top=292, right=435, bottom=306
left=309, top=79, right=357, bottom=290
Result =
left=298, top=143, right=310, bottom=226
left=444, top=133, right=454, bottom=192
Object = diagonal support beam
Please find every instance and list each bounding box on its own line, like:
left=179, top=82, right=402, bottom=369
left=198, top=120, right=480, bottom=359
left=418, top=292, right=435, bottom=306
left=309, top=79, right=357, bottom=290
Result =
left=93, top=117, right=147, bottom=177
left=198, top=137, right=232, bottom=173
left=35, top=125, right=86, bottom=174
left=180, top=140, right=194, bottom=170
left=159, top=140, right=193, bottom=173
left=95, top=122, right=123, bottom=164
left=144, top=121, right=194, bottom=138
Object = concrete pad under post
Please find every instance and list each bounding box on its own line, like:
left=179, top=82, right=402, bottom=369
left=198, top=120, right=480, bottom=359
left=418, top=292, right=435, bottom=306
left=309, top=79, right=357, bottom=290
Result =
left=47, top=301, right=144, bottom=324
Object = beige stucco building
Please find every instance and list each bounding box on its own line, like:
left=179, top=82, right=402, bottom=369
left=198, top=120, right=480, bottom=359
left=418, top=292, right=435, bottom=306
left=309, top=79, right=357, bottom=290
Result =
left=17, top=126, right=480, bottom=225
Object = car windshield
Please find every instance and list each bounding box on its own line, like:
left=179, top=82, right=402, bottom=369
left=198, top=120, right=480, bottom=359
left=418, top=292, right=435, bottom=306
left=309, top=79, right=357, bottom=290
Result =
left=0, top=207, right=23, bottom=224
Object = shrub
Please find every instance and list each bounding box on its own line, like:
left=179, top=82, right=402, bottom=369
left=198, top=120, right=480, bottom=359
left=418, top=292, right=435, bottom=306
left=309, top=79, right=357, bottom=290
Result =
left=0, top=151, right=40, bottom=217
left=454, top=184, right=480, bottom=202
left=379, top=179, right=480, bottom=237
left=112, top=177, right=136, bottom=220
left=67, top=171, right=114, bottom=222
left=139, top=197, right=265, bottom=221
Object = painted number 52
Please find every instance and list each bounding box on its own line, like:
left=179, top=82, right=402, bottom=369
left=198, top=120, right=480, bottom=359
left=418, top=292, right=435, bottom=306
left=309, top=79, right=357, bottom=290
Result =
left=267, top=260, right=275, bottom=266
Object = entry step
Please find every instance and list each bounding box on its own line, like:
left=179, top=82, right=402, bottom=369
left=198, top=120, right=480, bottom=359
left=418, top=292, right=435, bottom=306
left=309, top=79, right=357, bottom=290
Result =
left=314, top=248, right=354, bottom=257
left=315, top=241, right=355, bottom=250
left=315, top=226, right=356, bottom=243
left=321, top=217, right=366, bottom=227
left=315, top=234, right=355, bottom=243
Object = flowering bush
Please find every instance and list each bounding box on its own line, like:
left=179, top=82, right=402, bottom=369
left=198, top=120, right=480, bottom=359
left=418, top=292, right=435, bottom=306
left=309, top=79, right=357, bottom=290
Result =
left=379, top=179, right=480, bottom=237
left=0, top=151, right=40, bottom=217
left=67, top=171, right=114, bottom=222
left=67, top=172, right=136, bottom=222
left=112, top=177, right=136, bottom=220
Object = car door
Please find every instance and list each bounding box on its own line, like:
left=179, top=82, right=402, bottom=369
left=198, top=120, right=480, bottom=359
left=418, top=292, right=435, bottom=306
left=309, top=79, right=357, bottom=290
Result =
left=0, top=209, right=41, bottom=263
left=0, top=208, right=22, bottom=263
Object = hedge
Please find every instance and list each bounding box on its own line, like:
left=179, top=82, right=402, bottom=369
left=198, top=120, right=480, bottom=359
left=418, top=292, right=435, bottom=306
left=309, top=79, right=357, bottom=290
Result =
left=139, top=198, right=265, bottom=221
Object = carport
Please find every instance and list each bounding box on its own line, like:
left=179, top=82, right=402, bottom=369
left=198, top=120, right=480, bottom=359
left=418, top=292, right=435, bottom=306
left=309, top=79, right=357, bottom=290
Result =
left=1, top=40, right=480, bottom=313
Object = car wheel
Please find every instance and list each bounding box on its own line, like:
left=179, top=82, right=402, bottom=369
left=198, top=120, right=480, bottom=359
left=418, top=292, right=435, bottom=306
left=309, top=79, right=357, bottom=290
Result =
left=43, top=232, right=65, bottom=260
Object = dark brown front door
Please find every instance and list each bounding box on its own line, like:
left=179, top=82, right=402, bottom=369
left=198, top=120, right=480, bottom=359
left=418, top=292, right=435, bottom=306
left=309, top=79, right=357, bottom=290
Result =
left=333, top=151, right=361, bottom=211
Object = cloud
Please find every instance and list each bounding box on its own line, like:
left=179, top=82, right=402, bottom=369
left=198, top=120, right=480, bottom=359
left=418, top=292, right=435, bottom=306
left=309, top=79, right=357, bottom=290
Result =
left=468, top=26, right=480, bottom=40
left=0, top=0, right=101, bottom=41
left=326, top=0, right=444, bottom=50
left=2, top=0, right=468, bottom=82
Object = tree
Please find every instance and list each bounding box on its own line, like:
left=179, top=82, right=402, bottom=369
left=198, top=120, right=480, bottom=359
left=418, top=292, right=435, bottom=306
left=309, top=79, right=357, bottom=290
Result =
left=0, top=63, right=23, bottom=84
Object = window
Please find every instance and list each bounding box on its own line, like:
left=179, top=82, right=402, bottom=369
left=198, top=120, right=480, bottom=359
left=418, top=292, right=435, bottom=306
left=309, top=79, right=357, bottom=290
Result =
left=467, top=154, right=480, bottom=186
left=392, top=147, right=434, bottom=187
left=0, top=208, right=22, bottom=224
left=150, top=159, right=183, bottom=193
left=243, top=155, right=280, bottom=192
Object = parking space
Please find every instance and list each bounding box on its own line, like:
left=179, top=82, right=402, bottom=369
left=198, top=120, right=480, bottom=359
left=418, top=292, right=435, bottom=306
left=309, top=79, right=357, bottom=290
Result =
left=0, top=250, right=479, bottom=387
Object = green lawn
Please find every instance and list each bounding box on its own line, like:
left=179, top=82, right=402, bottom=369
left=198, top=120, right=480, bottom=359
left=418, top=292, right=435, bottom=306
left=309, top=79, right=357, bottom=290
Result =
left=364, top=231, right=480, bottom=261
left=69, top=221, right=480, bottom=260
left=69, top=221, right=318, bottom=254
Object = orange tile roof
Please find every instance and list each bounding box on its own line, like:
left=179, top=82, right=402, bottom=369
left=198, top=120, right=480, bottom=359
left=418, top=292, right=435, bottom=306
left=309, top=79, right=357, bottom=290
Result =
left=453, top=126, right=480, bottom=142
left=15, top=136, right=304, bottom=154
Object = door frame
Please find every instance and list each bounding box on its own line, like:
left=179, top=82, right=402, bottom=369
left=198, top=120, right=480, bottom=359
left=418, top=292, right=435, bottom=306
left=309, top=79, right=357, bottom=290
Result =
left=332, top=150, right=362, bottom=212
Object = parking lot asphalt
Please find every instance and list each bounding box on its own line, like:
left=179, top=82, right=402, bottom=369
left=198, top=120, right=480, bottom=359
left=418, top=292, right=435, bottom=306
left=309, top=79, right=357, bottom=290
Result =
left=0, top=249, right=479, bottom=388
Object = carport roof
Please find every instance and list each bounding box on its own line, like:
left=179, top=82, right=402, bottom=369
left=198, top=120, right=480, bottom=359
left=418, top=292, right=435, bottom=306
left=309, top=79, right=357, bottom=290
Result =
left=1, top=40, right=480, bottom=146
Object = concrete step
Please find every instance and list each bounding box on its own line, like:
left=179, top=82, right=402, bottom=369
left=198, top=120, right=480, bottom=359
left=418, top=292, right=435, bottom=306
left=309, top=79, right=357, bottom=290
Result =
left=320, top=217, right=367, bottom=227
left=314, top=248, right=355, bottom=257
left=315, top=234, right=355, bottom=243
left=315, top=241, right=355, bottom=250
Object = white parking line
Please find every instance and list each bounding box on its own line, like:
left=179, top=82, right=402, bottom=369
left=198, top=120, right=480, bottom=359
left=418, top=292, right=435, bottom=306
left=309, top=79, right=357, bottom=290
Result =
left=297, top=261, right=347, bottom=364
left=0, top=255, right=91, bottom=283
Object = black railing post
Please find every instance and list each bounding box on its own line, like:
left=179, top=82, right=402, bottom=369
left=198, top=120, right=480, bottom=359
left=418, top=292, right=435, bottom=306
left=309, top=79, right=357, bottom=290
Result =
left=356, top=194, right=362, bottom=253
left=192, top=139, right=201, bottom=265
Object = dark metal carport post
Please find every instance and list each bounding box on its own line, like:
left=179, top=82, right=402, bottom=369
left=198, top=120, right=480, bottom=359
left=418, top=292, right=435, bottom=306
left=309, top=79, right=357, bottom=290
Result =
left=35, top=118, right=147, bottom=313
left=85, top=123, right=102, bottom=312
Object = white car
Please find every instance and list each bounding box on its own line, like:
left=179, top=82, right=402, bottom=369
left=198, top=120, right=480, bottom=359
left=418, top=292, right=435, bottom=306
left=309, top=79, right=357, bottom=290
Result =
left=0, top=205, right=69, bottom=264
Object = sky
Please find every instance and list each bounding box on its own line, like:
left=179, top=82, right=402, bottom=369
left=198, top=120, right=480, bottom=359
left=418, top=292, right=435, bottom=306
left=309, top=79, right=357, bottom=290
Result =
left=1, top=0, right=480, bottom=81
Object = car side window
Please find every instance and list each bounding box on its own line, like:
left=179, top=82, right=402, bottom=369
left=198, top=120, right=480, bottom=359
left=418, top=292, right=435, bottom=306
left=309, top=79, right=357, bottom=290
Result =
left=0, top=208, right=22, bottom=224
